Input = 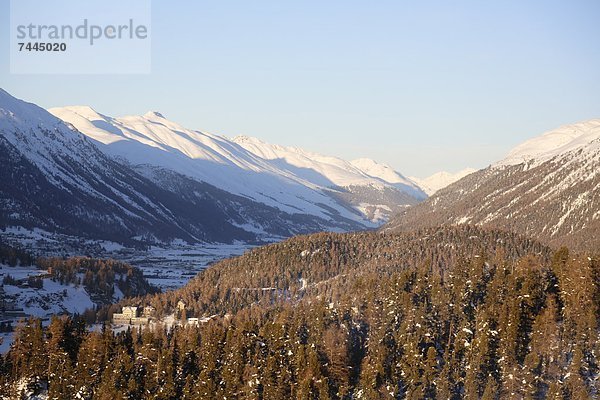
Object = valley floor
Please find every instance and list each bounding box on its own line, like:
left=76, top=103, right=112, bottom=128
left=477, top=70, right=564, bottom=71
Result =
left=0, top=226, right=255, bottom=290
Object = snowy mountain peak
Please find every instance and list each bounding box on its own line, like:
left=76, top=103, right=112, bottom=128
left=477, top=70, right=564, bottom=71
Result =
left=60, top=105, right=103, bottom=119
left=0, top=89, right=64, bottom=131
left=144, top=111, right=167, bottom=120
left=0, top=88, right=15, bottom=106
left=47, top=105, right=127, bottom=144
left=496, top=118, right=600, bottom=167
left=0, top=88, right=18, bottom=105
left=410, top=168, right=477, bottom=195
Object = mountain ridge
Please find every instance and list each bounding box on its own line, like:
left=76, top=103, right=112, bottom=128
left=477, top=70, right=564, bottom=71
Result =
left=0, top=89, right=368, bottom=245
left=49, top=104, right=426, bottom=225
left=386, top=118, right=600, bottom=253
left=410, top=168, right=477, bottom=195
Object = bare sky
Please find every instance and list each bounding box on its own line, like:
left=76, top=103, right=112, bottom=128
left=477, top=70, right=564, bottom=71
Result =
left=2, top=0, right=599, bottom=177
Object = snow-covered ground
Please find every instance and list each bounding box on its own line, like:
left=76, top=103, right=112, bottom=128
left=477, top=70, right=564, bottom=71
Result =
left=1, top=226, right=254, bottom=291
left=0, top=263, right=96, bottom=354
left=0, top=332, right=13, bottom=353
left=2, top=272, right=95, bottom=318
left=113, top=242, right=252, bottom=290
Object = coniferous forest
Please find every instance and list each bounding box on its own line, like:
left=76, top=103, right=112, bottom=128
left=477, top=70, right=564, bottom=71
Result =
left=1, top=226, right=598, bottom=399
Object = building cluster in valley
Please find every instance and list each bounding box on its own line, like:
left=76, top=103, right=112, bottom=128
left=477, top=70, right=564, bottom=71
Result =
left=112, top=300, right=210, bottom=327
left=112, top=305, right=156, bottom=325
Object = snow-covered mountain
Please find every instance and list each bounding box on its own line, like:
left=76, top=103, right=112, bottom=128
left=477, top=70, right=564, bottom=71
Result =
left=0, top=89, right=372, bottom=245
left=49, top=105, right=426, bottom=225
left=496, top=119, right=600, bottom=167
left=0, top=88, right=198, bottom=244
left=0, top=88, right=428, bottom=248
left=386, top=119, right=600, bottom=252
left=410, top=168, right=477, bottom=195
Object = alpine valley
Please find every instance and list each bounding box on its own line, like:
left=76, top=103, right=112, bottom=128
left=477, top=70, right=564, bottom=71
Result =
left=1, top=87, right=599, bottom=399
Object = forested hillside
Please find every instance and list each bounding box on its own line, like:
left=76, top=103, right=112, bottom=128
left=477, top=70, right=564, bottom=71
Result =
left=1, top=227, right=597, bottom=399
left=39, top=257, right=157, bottom=305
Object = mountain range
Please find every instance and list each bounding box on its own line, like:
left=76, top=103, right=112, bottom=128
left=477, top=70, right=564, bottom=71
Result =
left=0, top=89, right=426, bottom=246
left=2, top=87, right=598, bottom=252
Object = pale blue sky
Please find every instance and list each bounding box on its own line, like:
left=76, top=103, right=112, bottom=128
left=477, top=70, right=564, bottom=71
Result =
left=1, top=0, right=600, bottom=176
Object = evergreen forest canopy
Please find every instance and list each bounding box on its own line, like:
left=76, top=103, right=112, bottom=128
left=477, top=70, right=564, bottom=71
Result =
left=1, top=226, right=598, bottom=399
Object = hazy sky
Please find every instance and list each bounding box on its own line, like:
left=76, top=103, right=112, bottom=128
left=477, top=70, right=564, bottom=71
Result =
left=1, top=0, right=600, bottom=177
